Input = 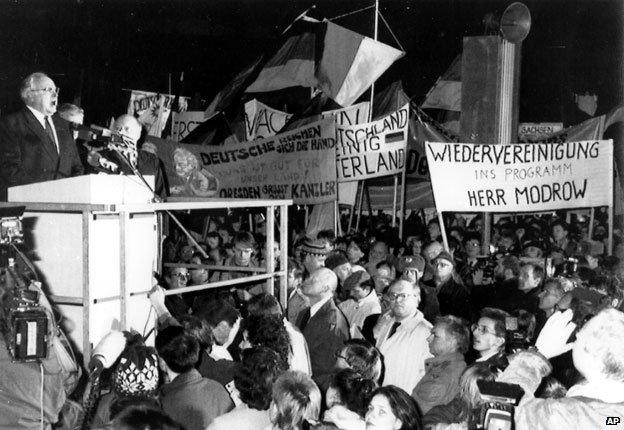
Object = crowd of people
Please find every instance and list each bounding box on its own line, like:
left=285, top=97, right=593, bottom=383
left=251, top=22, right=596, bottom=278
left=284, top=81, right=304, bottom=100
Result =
left=17, top=206, right=618, bottom=430
left=1, top=72, right=624, bottom=429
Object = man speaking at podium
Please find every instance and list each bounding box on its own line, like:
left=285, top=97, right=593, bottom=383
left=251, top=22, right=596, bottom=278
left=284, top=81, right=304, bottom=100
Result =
left=0, top=72, right=83, bottom=201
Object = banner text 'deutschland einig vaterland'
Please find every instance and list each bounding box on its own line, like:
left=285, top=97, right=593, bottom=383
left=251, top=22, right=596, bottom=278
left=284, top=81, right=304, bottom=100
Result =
left=425, top=140, right=613, bottom=212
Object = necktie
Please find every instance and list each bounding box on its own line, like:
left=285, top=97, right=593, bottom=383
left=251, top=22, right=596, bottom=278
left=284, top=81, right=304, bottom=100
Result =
left=44, top=116, right=58, bottom=153
left=298, top=307, right=311, bottom=331
left=387, top=321, right=401, bottom=339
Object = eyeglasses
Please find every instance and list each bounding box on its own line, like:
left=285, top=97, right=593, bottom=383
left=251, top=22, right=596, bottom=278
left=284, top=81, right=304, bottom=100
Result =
left=334, top=351, right=348, bottom=360
left=471, top=324, right=497, bottom=336
left=171, top=272, right=190, bottom=280
left=387, top=292, right=416, bottom=302
left=31, top=87, right=59, bottom=95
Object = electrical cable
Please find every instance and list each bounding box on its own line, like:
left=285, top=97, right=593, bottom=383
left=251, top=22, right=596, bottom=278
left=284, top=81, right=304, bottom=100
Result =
left=39, top=361, right=44, bottom=430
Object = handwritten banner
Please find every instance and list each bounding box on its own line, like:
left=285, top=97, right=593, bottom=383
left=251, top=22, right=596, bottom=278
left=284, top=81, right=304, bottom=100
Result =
left=425, top=140, right=613, bottom=212
left=158, top=118, right=337, bottom=204
left=335, top=104, right=409, bottom=181
left=171, top=111, right=205, bottom=141
left=244, top=99, right=371, bottom=141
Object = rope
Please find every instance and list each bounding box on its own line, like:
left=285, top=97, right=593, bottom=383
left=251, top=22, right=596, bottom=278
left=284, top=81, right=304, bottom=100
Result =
left=379, top=11, right=406, bottom=52
left=328, top=5, right=374, bottom=21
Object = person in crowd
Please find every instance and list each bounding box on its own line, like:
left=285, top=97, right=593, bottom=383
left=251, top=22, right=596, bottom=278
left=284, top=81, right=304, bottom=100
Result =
left=334, top=339, right=383, bottom=383
left=347, top=237, right=370, bottom=266
left=112, top=405, right=184, bottom=430
left=365, top=385, right=423, bottom=430
left=397, top=255, right=438, bottom=324
left=57, top=102, right=84, bottom=141
left=318, top=229, right=337, bottom=251
left=0, top=72, right=83, bottom=200
left=287, top=258, right=309, bottom=324
left=470, top=307, right=509, bottom=370
left=422, top=364, right=498, bottom=429
left=549, top=220, right=578, bottom=261
left=365, top=240, right=391, bottom=275
left=215, top=231, right=259, bottom=282
left=411, top=315, right=469, bottom=413
left=457, top=233, right=485, bottom=291
left=218, top=224, right=234, bottom=245
left=514, top=262, right=544, bottom=314
left=208, top=346, right=287, bottom=430
left=161, top=265, right=192, bottom=317
left=497, top=309, right=624, bottom=429
left=240, top=314, right=291, bottom=366
left=188, top=254, right=209, bottom=285
left=92, top=333, right=160, bottom=426
left=373, top=279, right=432, bottom=393
left=372, top=260, right=396, bottom=295
left=522, top=239, right=544, bottom=258
left=155, top=325, right=233, bottom=430
left=422, top=251, right=472, bottom=322
left=267, top=371, right=322, bottom=430
left=247, top=293, right=312, bottom=375
left=301, top=238, right=331, bottom=276
left=197, top=297, right=241, bottom=361
left=473, top=254, right=521, bottom=313
left=206, top=231, right=222, bottom=251
left=426, top=219, right=442, bottom=243
left=326, top=251, right=361, bottom=285
left=321, top=369, right=377, bottom=429
left=339, top=271, right=382, bottom=338
left=421, top=241, right=443, bottom=282
left=297, top=268, right=350, bottom=389
left=536, top=277, right=567, bottom=331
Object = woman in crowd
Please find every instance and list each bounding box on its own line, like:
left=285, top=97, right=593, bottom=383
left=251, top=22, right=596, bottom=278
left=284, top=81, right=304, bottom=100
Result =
left=268, top=371, right=322, bottom=430
left=319, top=369, right=377, bottom=429
left=365, top=385, right=423, bottom=430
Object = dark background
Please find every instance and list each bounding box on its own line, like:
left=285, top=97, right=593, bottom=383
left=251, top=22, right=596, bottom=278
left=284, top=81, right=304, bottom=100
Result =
left=0, top=0, right=622, bottom=127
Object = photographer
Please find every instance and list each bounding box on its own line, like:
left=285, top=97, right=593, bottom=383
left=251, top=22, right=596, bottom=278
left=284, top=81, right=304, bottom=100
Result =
left=498, top=309, right=624, bottom=429
left=0, top=287, right=81, bottom=429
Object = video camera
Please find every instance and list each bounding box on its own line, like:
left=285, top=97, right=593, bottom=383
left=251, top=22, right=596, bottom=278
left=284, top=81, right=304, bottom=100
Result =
left=0, top=206, right=50, bottom=362
left=477, top=380, right=524, bottom=430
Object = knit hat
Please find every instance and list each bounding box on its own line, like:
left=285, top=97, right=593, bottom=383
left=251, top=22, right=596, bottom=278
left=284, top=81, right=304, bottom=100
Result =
left=112, top=343, right=160, bottom=397
left=301, top=239, right=330, bottom=256
left=397, top=255, right=425, bottom=274
left=433, top=250, right=455, bottom=266
left=343, top=270, right=371, bottom=290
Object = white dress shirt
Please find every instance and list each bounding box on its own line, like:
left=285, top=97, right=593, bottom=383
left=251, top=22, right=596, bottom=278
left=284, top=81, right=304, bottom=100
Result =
left=27, top=106, right=59, bottom=153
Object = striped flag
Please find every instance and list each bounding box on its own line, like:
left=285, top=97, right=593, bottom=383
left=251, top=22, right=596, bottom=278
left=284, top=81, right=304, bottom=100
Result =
left=246, top=18, right=404, bottom=107
left=421, top=55, right=462, bottom=111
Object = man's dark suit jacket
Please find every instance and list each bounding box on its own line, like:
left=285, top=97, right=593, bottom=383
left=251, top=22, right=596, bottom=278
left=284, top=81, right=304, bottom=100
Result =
left=0, top=108, right=83, bottom=200
left=297, top=298, right=350, bottom=390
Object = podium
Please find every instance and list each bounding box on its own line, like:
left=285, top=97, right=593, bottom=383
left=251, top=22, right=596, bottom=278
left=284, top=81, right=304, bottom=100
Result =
left=7, top=175, right=159, bottom=360
left=5, top=175, right=292, bottom=364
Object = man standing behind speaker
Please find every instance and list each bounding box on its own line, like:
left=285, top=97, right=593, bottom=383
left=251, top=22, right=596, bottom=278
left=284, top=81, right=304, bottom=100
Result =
left=0, top=72, right=83, bottom=201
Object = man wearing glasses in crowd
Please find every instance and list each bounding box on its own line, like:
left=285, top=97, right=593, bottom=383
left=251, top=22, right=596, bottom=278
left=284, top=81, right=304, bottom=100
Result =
left=0, top=72, right=83, bottom=200
left=373, top=279, right=432, bottom=393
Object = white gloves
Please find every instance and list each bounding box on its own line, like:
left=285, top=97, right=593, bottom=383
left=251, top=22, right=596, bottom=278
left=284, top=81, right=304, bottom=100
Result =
left=535, top=309, right=577, bottom=359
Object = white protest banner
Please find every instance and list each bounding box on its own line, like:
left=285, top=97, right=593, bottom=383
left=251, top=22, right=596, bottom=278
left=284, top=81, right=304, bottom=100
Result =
left=127, top=90, right=174, bottom=137
left=335, top=104, right=408, bottom=181
left=244, top=99, right=292, bottom=141
left=519, top=122, right=563, bottom=141
left=157, top=118, right=337, bottom=204
left=171, top=111, right=205, bottom=141
left=425, top=140, right=613, bottom=212
left=321, top=101, right=370, bottom=126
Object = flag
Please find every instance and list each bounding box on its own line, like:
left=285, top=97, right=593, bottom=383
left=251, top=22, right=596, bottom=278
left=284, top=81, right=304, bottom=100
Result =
left=246, top=18, right=404, bottom=107
left=421, top=55, right=462, bottom=112
left=127, top=90, right=175, bottom=137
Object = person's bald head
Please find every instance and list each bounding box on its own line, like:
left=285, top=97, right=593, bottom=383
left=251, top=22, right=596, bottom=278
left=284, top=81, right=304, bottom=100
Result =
left=114, top=114, right=142, bottom=144
left=423, top=241, right=443, bottom=263
left=300, top=267, right=337, bottom=305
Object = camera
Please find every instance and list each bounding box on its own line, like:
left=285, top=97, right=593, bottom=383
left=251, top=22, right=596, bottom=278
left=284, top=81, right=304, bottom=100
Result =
left=0, top=206, right=50, bottom=362
left=477, top=380, right=524, bottom=430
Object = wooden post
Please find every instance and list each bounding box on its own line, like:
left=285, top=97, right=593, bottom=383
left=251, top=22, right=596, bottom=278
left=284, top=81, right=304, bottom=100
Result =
left=392, top=175, right=398, bottom=228
left=265, top=206, right=275, bottom=296
left=438, top=211, right=450, bottom=251
left=588, top=207, right=595, bottom=240
left=355, top=181, right=365, bottom=232
left=609, top=204, right=614, bottom=255
left=279, top=204, right=288, bottom=309
left=399, top=168, right=407, bottom=240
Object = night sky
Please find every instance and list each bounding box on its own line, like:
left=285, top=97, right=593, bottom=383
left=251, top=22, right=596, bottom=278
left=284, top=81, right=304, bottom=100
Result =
left=0, top=0, right=622, bottom=127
